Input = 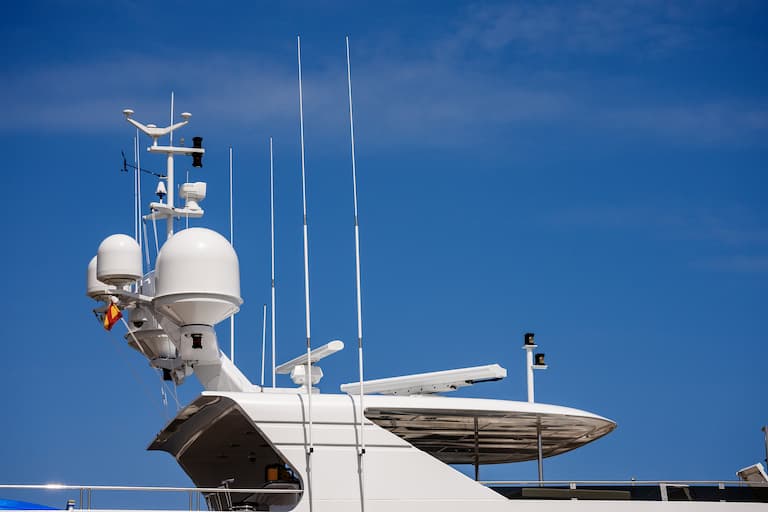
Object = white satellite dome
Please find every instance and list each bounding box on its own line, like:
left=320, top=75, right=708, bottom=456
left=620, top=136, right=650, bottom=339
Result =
left=97, top=234, right=142, bottom=286
left=86, top=255, right=116, bottom=299
left=153, top=228, right=242, bottom=326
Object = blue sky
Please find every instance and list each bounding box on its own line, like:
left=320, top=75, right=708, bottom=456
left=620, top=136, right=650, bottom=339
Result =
left=1, top=0, right=767, bottom=507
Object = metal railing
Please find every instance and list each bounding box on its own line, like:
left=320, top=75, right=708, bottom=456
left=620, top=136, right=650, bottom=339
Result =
left=0, top=484, right=303, bottom=511
left=479, top=480, right=768, bottom=502
left=481, top=480, right=767, bottom=485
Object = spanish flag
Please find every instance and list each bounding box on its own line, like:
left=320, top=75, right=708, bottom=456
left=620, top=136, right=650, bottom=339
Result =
left=103, top=303, right=122, bottom=331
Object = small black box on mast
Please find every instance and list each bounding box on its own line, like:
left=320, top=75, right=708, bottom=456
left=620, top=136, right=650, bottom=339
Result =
left=192, top=136, right=203, bottom=167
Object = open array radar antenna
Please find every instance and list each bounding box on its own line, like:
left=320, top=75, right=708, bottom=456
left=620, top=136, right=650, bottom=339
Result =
left=276, top=340, right=344, bottom=387
left=340, top=364, right=507, bottom=396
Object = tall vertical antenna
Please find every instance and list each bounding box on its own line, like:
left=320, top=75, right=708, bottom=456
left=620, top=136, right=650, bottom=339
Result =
left=169, top=92, right=174, bottom=146
left=346, top=36, right=366, bottom=458
left=261, top=303, right=267, bottom=386
left=229, top=146, right=236, bottom=363
left=133, top=134, right=139, bottom=243
left=297, top=35, right=314, bottom=455
left=136, top=128, right=142, bottom=251
left=270, top=137, right=277, bottom=388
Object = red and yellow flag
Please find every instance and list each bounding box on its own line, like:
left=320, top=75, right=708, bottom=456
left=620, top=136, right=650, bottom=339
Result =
left=103, top=303, right=122, bottom=331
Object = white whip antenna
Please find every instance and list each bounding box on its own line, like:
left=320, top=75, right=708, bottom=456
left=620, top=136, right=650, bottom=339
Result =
left=261, top=303, right=267, bottom=386
left=133, top=134, right=139, bottom=244
left=133, top=134, right=138, bottom=243
left=229, top=145, right=236, bottom=363
left=270, top=137, right=277, bottom=388
left=297, top=35, right=314, bottom=455
left=346, top=36, right=366, bottom=458
left=136, top=129, right=143, bottom=252
left=169, top=92, right=174, bottom=146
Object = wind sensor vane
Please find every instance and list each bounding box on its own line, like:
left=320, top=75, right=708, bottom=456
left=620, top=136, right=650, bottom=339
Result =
left=123, top=108, right=205, bottom=239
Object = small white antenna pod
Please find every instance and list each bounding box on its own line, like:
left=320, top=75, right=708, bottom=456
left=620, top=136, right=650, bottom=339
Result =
left=155, top=181, right=167, bottom=202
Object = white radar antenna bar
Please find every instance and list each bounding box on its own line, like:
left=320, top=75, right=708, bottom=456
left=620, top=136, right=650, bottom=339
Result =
left=275, top=340, right=344, bottom=374
left=341, top=364, right=507, bottom=396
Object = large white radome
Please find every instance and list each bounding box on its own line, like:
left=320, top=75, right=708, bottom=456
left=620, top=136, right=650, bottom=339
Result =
left=153, top=227, right=242, bottom=326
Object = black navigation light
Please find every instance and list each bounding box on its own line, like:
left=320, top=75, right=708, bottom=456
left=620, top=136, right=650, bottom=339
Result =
left=191, top=332, right=203, bottom=349
left=162, top=368, right=172, bottom=381
left=192, top=136, right=203, bottom=167
left=524, top=332, right=536, bottom=346
left=535, top=353, right=546, bottom=366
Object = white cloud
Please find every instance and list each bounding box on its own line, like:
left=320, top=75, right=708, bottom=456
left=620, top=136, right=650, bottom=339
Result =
left=447, top=1, right=694, bottom=57
left=1, top=3, right=766, bottom=149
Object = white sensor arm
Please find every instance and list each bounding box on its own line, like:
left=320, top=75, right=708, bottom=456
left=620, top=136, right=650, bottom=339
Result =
left=123, top=109, right=191, bottom=143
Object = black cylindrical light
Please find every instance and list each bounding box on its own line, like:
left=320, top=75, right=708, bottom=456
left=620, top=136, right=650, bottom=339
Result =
left=192, top=136, right=203, bottom=167
left=535, top=353, right=546, bottom=365
left=524, top=332, right=536, bottom=345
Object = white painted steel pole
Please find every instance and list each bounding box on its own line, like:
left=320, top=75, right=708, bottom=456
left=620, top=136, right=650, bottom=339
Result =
left=166, top=93, right=174, bottom=240
left=537, top=425, right=544, bottom=483
left=297, top=35, right=314, bottom=454
left=526, top=347, right=535, bottom=403
left=269, top=137, right=277, bottom=388
left=166, top=153, right=174, bottom=240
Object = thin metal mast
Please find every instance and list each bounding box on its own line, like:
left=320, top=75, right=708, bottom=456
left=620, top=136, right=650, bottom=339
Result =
left=297, top=35, right=314, bottom=454
left=165, top=92, right=175, bottom=240
left=261, top=303, right=267, bottom=386
left=346, top=36, right=366, bottom=457
left=270, top=137, right=277, bottom=388
left=229, top=146, right=235, bottom=363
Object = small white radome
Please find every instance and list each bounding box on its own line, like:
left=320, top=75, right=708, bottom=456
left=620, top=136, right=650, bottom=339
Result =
left=96, top=234, right=142, bottom=286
